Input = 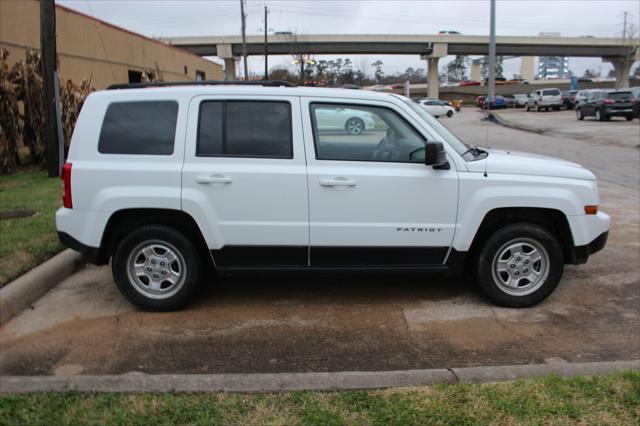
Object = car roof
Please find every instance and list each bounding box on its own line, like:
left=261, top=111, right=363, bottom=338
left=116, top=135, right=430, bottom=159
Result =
left=93, top=85, right=401, bottom=102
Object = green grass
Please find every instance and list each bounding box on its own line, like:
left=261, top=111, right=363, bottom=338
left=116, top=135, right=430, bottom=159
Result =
left=1, top=372, right=638, bottom=425
left=0, top=169, right=63, bottom=286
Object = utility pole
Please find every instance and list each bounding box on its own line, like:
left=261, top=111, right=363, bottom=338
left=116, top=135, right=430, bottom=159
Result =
left=622, top=11, right=628, bottom=39
left=487, top=0, right=496, bottom=106
left=240, top=0, right=248, bottom=80
left=40, top=0, right=63, bottom=177
left=263, top=5, right=268, bottom=80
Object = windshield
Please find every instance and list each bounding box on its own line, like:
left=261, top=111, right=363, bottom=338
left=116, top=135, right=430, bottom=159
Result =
left=396, top=95, right=469, bottom=155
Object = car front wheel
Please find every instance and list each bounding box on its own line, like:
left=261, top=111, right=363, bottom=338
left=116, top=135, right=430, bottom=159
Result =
left=447, top=110, right=453, bottom=117
left=596, top=110, right=604, bottom=121
left=112, top=225, right=202, bottom=311
left=475, top=223, right=564, bottom=308
left=576, top=108, right=584, bottom=120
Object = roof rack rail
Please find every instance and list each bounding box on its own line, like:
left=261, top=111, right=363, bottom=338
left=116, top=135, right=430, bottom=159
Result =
left=105, top=80, right=296, bottom=90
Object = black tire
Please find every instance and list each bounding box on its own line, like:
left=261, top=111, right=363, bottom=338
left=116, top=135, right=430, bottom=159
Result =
left=576, top=108, right=584, bottom=120
left=626, top=115, right=633, bottom=121
left=112, top=225, right=202, bottom=311
left=345, top=117, right=365, bottom=135
left=526, top=104, right=530, bottom=111
left=596, top=109, right=605, bottom=121
left=475, top=223, right=564, bottom=308
left=447, top=110, right=453, bottom=117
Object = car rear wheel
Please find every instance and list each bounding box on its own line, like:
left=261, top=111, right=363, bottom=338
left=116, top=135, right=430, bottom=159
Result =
left=112, top=225, right=202, bottom=311
left=576, top=108, right=584, bottom=120
left=475, top=223, right=564, bottom=308
left=345, top=117, right=365, bottom=135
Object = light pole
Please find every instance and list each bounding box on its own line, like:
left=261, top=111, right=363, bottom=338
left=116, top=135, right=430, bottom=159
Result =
left=487, top=0, right=496, bottom=106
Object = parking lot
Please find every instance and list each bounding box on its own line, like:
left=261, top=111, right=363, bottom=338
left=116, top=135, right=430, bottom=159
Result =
left=1, top=109, right=638, bottom=376
left=494, top=108, right=640, bottom=150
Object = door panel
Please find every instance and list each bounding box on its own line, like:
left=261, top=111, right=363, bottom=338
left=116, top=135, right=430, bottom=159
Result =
left=182, top=95, right=309, bottom=267
left=302, top=97, right=459, bottom=267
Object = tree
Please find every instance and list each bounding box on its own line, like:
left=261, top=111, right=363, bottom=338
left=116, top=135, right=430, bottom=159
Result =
left=371, top=60, right=384, bottom=83
left=268, top=67, right=296, bottom=83
left=446, top=55, right=467, bottom=82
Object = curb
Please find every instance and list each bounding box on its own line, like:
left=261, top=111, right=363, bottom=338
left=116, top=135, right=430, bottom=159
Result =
left=487, top=111, right=548, bottom=134
left=0, top=249, right=84, bottom=325
left=1, top=360, right=637, bottom=394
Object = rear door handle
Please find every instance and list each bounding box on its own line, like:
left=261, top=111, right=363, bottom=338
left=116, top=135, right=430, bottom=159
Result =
left=196, top=175, right=233, bottom=184
left=319, top=177, right=357, bottom=187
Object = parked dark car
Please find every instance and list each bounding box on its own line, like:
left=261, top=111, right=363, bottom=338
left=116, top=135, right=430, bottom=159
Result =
left=479, top=95, right=508, bottom=109
left=631, top=87, right=640, bottom=119
left=561, top=90, right=578, bottom=109
left=459, top=80, right=481, bottom=87
left=576, top=90, right=634, bottom=121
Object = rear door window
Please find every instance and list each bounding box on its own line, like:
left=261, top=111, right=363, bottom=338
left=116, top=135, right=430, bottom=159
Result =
left=197, top=101, right=292, bottom=158
left=98, top=101, right=178, bottom=155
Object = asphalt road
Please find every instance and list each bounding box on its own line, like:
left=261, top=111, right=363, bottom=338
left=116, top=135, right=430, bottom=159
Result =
left=1, top=110, right=638, bottom=376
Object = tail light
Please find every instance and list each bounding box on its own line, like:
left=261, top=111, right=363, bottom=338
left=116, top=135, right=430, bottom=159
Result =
left=61, top=162, right=72, bottom=208
left=602, top=99, right=614, bottom=104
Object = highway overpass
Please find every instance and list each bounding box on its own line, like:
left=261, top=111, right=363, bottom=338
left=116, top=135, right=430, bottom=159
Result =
left=167, top=34, right=640, bottom=97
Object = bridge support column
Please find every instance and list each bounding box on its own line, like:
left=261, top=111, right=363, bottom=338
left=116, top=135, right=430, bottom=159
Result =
left=224, top=58, right=237, bottom=80
left=470, top=60, right=482, bottom=82
left=217, top=44, right=237, bottom=80
left=427, top=58, right=440, bottom=98
left=421, top=43, right=447, bottom=99
left=520, top=56, right=536, bottom=81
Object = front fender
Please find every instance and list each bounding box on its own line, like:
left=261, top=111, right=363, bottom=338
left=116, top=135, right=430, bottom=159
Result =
left=453, top=173, right=598, bottom=251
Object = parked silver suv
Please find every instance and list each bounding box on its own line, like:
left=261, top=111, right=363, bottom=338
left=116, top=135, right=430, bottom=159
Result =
left=526, top=88, right=562, bottom=112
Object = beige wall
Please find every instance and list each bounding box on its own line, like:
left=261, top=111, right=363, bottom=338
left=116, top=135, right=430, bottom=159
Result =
left=0, top=0, right=222, bottom=89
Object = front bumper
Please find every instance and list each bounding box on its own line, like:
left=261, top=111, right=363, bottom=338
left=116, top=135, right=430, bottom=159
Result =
left=572, top=231, right=608, bottom=265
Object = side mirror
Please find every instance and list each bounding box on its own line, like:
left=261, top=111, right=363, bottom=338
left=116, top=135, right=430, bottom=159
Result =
left=424, top=142, right=450, bottom=170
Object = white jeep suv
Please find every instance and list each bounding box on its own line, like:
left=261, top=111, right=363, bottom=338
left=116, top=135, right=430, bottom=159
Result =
left=56, top=81, right=610, bottom=311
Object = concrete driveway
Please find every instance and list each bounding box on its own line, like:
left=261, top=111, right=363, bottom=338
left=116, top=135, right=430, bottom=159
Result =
left=1, top=110, right=638, bottom=376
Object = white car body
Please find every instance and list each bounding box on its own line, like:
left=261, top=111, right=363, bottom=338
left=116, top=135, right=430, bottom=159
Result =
left=56, top=84, right=609, bottom=309
left=314, top=107, right=375, bottom=134
left=416, top=99, right=455, bottom=117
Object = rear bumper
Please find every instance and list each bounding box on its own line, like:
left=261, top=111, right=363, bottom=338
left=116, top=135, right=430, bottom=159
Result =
left=58, top=232, right=105, bottom=265
left=602, top=108, right=633, bottom=116
left=572, top=231, right=608, bottom=265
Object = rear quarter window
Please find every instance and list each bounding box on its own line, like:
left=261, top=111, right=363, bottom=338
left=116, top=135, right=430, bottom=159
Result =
left=98, top=101, right=178, bottom=155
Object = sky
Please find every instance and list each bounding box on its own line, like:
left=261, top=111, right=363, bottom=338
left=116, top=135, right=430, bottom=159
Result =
left=57, top=0, right=640, bottom=79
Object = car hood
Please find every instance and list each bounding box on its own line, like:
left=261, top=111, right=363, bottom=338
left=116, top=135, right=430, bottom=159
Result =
left=466, top=148, right=596, bottom=181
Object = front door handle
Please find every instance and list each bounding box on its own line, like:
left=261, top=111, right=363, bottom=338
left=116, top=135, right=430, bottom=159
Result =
left=319, top=177, right=357, bottom=187
left=196, top=175, right=233, bottom=185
